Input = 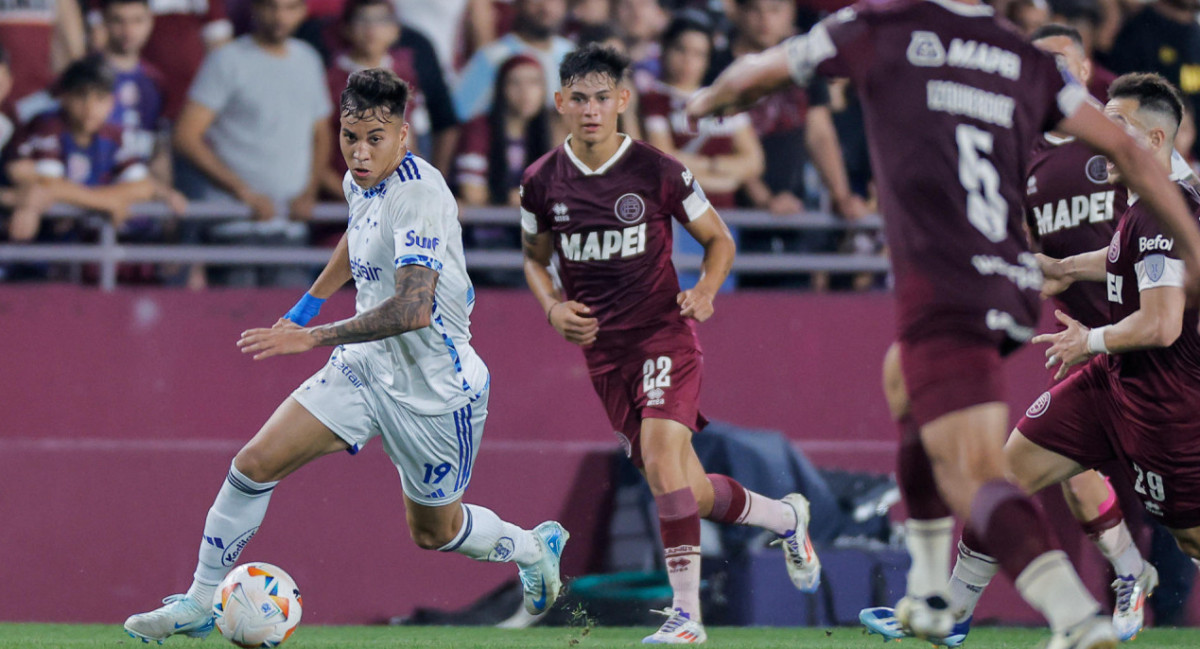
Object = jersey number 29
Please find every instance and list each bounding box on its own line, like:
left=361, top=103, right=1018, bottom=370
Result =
left=956, top=124, right=1008, bottom=243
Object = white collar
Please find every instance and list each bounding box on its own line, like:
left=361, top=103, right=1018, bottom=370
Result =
left=563, top=134, right=633, bottom=176
left=926, top=0, right=994, bottom=17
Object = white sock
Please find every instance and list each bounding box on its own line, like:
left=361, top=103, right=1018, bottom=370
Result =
left=737, top=492, right=797, bottom=536
left=666, top=545, right=702, bottom=620
left=1092, top=523, right=1143, bottom=577
left=947, top=540, right=999, bottom=622
left=1016, top=550, right=1100, bottom=632
left=190, top=463, right=278, bottom=605
left=905, top=517, right=954, bottom=597
left=438, top=504, right=541, bottom=565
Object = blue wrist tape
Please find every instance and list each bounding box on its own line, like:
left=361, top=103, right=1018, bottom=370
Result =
left=283, top=293, right=325, bottom=326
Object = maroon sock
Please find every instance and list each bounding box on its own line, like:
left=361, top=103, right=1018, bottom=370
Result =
left=656, top=488, right=702, bottom=614
left=705, top=474, right=748, bottom=524
left=897, top=414, right=952, bottom=520
left=968, top=480, right=1060, bottom=580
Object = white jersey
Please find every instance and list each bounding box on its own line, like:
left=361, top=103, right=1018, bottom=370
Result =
left=340, top=152, right=489, bottom=415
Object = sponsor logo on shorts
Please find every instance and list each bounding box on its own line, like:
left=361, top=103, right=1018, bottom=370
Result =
left=615, top=431, right=632, bottom=458
left=221, top=527, right=259, bottom=567
left=1108, top=230, right=1121, bottom=263
left=646, top=387, right=666, bottom=406
left=1025, top=391, right=1051, bottom=419
left=1144, top=501, right=1163, bottom=517
left=329, top=355, right=365, bottom=389
left=489, top=537, right=515, bottom=562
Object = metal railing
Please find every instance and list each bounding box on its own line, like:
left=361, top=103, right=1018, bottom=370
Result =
left=0, top=202, right=890, bottom=290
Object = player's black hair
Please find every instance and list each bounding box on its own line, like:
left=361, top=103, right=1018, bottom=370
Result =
left=56, top=55, right=116, bottom=96
left=341, top=68, right=410, bottom=122
left=559, top=43, right=631, bottom=88
left=1029, top=23, right=1085, bottom=50
left=340, top=0, right=396, bottom=26
left=661, top=11, right=715, bottom=50
left=1109, top=72, right=1185, bottom=131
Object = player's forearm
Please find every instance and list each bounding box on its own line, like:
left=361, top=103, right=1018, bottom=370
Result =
left=310, top=275, right=435, bottom=345
left=308, top=234, right=352, bottom=299
left=523, top=257, right=562, bottom=316
left=691, top=49, right=793, bottom=117
left=1100, top=305, right=1183, bottom=352
left=1061, top=249, right=1108, bottom=283
left=695, top=232, right=736, bottom=297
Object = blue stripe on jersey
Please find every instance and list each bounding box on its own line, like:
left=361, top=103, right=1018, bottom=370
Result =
left=405, top=157, right=421, bottom=180
left=466, top=286, right=475, bottom=308
left=395, top=254, right=444, bottom=272
left=454, top=408, right=466, bottom=491
left=462, top=404, right=474, bottom=487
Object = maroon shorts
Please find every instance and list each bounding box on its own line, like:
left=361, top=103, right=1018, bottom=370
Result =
left=590, top=347, right=709, bottom=468
left=899, top=336, right=1006, bottom=427
left=1017, top=358, right=1200, bottom=529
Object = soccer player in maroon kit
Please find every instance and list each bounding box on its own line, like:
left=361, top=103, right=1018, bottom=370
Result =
left=521, top=44, right=821, bottom=644
left=689, top=1, right=1200, bottom=647
left=860, top=25, right=1156, bottom=645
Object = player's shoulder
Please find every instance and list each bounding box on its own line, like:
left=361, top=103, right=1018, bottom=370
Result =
left=520, top=144, right=565, bottom=186
left=386, top=154, right=452, bottom=205
left=1180, top=180, right=1200, bottom=215
left=631, top=139, right=688, bottom=175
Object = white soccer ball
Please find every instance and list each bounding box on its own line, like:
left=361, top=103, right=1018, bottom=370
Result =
left=212, top=562, right=303, bottom=648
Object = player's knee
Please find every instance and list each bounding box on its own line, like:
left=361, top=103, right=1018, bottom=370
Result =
left=408, top=521, right=457, bottom=551
left=233, top=445, right=282, bottom=484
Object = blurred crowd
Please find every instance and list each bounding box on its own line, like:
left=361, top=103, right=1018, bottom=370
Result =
left=3, top=0, right=1200, bottom=289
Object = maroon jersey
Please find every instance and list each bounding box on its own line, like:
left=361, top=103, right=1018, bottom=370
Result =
left=1024, top=134, right=1119, bottom=328
left=520, top=137, right=713, bottom=372
left=786, top=0, right=1088, bottom=346
left=640, top=84, right=747, bottom=208
left=1102, top=182, right=1200, bottom=424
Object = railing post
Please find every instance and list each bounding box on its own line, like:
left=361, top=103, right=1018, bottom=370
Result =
left=99, top=221, right=118, bottom=291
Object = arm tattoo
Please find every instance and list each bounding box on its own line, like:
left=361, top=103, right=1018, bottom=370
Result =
left=311, top=265, right=438, bottom=346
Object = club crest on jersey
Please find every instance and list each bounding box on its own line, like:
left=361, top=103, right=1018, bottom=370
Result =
left=1086, top=156, right=1110, bottom=184
left=1145, top=254, right=1167, bottom=282
left=1108, top=230, right=1121, bottom=262
left=553, top=202, right=570, bottom=223
left=1026, top=392, right=1051, bottom=419
left=614, top=193, right=646, bottom=224
left=907, top=31, right=946, bottom=67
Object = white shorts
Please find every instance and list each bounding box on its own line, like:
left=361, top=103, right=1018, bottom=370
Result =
left=291, top=347, right=485, bottom=506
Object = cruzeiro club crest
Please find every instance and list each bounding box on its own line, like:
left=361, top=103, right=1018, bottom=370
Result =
left=614, top=193, right=646, bottom=224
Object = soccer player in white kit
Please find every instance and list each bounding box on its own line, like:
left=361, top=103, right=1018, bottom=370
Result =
left=123, top=68, right=568, bottom=644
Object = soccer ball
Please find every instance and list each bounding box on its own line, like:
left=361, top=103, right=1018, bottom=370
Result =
left=212, top=562, right=303, bottom=648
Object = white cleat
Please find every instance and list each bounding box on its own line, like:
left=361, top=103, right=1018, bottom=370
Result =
left=1046, top=616, right=1120, bottom=649
left=895, top=593, right=955, bottom=641
left=1112, top=561, right=1158, bottom=641
left=643, top=607, right=706, bottom=644
left=772, top=493, right=821, bottom=593
left=517, top=521, right=569, bottom=615
left=123, top=594, right=214, bottom=644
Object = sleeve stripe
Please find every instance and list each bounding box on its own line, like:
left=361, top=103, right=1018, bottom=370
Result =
left=520, top=206, right=539, bottom=234
left=396, top=254, right=444, bottom=272
left=1135, top=256, right=1185, bottom=291
left=682, top=192, right=712, bottom=222
left=784, top=24, right=836, bottom=87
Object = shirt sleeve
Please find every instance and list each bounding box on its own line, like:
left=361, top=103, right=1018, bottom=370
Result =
left=662, top=156, right=712, bottom=224
left=784, top=7, right=870, bottom=87
left=390, top=181, right=451, bottom=273
left=188, top=48, right=235, bottom=113
left=1132, top=212, right=1187, bottom=291
left=519, top=166, right=549, bottom=235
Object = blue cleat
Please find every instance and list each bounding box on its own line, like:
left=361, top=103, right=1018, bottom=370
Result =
left=123, top=594, right=214, bottom=644
left=518, top=521, right=569, bottom=615
left=860, top=606, right=971, bottom=647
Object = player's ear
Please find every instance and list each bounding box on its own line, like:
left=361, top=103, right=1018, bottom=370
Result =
left=1080, top=58, right=1092, bottom=86
left=554, top=90, right=565, bottom=114
left=617, top=86, right=631, bottom=114
left=399, top=121, right=410, bottom=145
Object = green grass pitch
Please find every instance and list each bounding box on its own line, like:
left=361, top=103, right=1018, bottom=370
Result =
left=2, top=624, right=1200, bottom=649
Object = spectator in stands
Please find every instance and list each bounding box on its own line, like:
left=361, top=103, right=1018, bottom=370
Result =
left=321, top=0, right=459, bottom=192
left=615, top=0, right=669, bottom=83
left=1102, top=0, right=1200, bottom=158
left=1005, top=0, right=1052, bottom=35
left=711, top=0, right=866, bottom=221
left=565, top=0, right=612, bottom=38
left=453, top=0, right=575, bottom=123
left=173, top=0, right=331, bottom=286
left=0, top=46, right=13, bottom=155
left=640, top=15, right=763, bottom=209
left=0, top=0, right=87, bottom=124
left=4, top=56, right=156, bottom=242
left=98, top=0, right=234, bottom=122
left=456, top=54, right=554, bottom=206
left=99, top=0, right=186, bottom=215
left=394, top=0, right=497, bottom=79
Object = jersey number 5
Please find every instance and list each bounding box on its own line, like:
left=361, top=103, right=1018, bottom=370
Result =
left=642, top=356, right=673, bottom=393
left=956, top=124, right=1008, bottom=243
